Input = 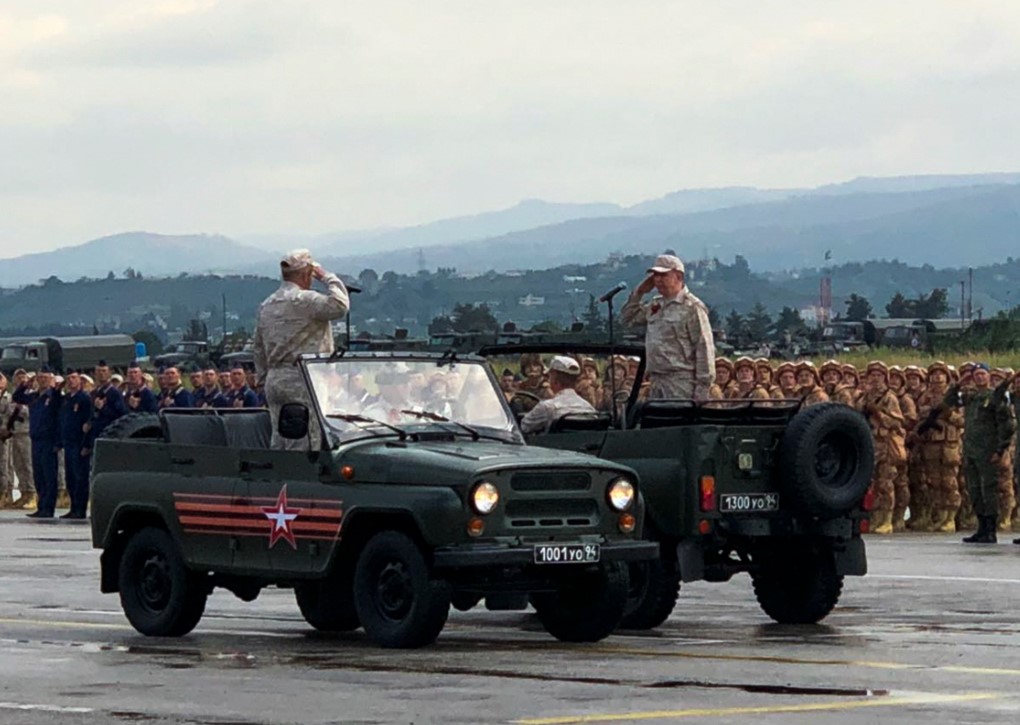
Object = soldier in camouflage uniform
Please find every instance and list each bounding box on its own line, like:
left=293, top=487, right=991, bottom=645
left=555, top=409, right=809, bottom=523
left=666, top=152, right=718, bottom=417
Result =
left=990, top=368, right=1016, bottom=532
left=835, top=364, right=863, bottom=408
left=755, top=358, right=779, bottom=398
left=938, top=363, right=1017, bottom=544
left=772, top=362, right=799, bottom=399
left=795, top=361, right=829, bottom=407
left=820, top=360, right=843, bottom=398
left=888, top=366, right=918, bottom=531
left=0, top=373, right=12, bottom=508
left=621, top=254, right=716, bottom=400
left=860, top=361, right=906, bottom=535
left=710, top=358, right=735, bottom=400
left=914, top=362, right=963, bottom=532
left=6, top=369, right=35, bottom=509
left=728, top=357, right=771, bottom=399
left=253, top=249, right=350, bottom=451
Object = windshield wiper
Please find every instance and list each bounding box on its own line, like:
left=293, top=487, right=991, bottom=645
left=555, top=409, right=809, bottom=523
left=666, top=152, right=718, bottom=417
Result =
left=326, top=413, right=407, bottom=440
left=400, top=409, right=484, bottom=441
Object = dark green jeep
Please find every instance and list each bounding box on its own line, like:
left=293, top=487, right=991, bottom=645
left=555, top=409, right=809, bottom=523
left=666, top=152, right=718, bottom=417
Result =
left=90, top=353, right=655, bottom=648
left=479, top=342, right=873, bottom=630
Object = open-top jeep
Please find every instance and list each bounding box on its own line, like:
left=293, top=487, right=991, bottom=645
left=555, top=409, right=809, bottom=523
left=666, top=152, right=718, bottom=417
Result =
left=479, top=341, right=874, bottom=630
left=90, top=352, right=656, bottom=648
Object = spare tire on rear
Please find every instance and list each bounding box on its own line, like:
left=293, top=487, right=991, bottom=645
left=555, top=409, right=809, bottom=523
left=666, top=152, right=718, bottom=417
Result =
left=100, top=413, right=164, bottom=441
left=778, top=403, right=873, bottom=519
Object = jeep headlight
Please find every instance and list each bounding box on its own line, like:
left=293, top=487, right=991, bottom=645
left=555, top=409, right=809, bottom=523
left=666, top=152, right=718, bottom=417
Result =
left=607, top=477, right=635, bottom=511
left=471, top=481, right=500, bottom=515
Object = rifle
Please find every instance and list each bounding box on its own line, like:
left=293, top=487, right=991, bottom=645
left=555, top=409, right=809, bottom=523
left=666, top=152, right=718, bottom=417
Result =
left=992, top=372, right=1017, bottom=404
left=0, top=402, right=19, bottom=442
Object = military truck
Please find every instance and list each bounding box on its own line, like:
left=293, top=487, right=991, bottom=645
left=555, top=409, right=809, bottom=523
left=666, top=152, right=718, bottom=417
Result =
left=90, top=352, right=656, bottom=648
left=151, top=340, right=211, bottom=372
left=0, top=334, right=136, bottom=375
left=479, top=342, right=873, bottom=630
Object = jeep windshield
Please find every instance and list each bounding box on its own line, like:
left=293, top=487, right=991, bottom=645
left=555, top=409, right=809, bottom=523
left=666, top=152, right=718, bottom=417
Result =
left=305, top=358, right=519, bottom=444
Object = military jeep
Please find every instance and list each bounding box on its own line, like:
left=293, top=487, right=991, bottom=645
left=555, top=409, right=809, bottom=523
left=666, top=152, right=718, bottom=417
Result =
left=479, top=342, right=873, bottom=630
left=90, top=352, right=655, bottom=648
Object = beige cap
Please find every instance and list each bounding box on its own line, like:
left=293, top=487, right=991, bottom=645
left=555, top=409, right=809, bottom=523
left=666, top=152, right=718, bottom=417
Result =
left=549, top=356, right=581, bottom=376
left=647, top=254, right=685, bottom=274
left=281, top=248, right=316, bottom=271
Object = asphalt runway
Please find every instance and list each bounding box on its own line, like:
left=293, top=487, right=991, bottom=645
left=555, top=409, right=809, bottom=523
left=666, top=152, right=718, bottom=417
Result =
left=1, top=512, right=1019, bottom=724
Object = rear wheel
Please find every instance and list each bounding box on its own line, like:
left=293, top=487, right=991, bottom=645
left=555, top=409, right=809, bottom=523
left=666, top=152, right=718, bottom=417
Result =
left=295, top=569, right=360, bottom=632
left=353, top=531, right=450, bottom=648
left=532, top=562, right=628, bottom=642
left=118, top=527, right=207, bottom=636
left=620, top=557, right=680, bottom=630
left=101, top=413, right=163, bottom=441
left=751, top=545, right=843, bottom=624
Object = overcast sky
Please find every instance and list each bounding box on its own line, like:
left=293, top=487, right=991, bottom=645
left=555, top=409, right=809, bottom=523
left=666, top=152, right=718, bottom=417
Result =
left=2, top=0, right=1020, bottom=257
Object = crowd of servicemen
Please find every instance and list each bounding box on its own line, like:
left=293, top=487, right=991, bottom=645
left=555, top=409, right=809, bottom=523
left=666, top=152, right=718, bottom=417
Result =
left=0, top=360, right=265, bottom=520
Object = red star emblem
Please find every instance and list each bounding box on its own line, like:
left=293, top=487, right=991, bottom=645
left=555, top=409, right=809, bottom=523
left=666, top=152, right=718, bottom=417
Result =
left=261, top=485, right=302, bottom=549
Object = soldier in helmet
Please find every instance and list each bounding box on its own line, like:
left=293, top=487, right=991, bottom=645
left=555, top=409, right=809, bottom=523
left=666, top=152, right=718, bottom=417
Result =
left=835, top=364, right=863, bottom=408
left=755, top=358, right=779, bottom=398
left=990, top=367, right=1016, bottom=532
left=888, top=366, right=918, bottom=531
left=860, top=361, right=907, bottom=534
left=710, top=358, right=735, bottom=399
left=795, top=361, right=829, bottom=407
left=772, top=362, right=799, bottom=399
left=728, top=357, right=771, bottom=399
left=820, top=360, right=843, bottom=398
left=915, top=362, right=964, bottom=532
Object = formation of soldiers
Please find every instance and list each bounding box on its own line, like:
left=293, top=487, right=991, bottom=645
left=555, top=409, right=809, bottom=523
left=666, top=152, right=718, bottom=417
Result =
left=0, top=362, right=266, bottom=518
left=500, top=353, right=1020, bottom=540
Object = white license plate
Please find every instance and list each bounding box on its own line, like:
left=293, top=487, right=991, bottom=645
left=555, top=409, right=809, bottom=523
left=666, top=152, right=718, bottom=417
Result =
left=719, top=493, right=780, bottom=513
left=533, top=543, right=601, bottom=564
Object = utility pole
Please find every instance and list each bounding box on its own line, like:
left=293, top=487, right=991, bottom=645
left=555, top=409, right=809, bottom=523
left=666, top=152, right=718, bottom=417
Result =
left=967, top=267, right=973, bottom=324
left=222, top=293, right=228, bottom=343
left=959, top=280, right=965, bottom=330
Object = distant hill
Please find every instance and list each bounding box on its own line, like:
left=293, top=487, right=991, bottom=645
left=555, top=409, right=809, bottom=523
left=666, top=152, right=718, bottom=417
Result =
left=0, top=232, right=275, bottom=288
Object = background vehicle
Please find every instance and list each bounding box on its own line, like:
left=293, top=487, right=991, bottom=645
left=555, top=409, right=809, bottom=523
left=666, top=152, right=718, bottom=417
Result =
left=0, top=334, right=136, bottom=374
left=90, top=352, right=656, bottom=648
left=152, top=340, right=211, bottom=372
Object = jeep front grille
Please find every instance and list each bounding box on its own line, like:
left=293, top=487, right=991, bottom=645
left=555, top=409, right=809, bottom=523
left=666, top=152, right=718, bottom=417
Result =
left=505, top=499, right=598, bottom=528
left=510, top=472, right=591, bottom=492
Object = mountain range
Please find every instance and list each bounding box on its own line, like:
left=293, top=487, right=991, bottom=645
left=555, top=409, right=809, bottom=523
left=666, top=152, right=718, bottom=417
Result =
left=2, top=172, right=1020, bottom=288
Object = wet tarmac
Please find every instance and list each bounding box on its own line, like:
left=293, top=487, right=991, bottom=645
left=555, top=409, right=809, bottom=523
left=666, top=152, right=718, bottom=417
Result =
left=1, top=511, right=1020, bottom=724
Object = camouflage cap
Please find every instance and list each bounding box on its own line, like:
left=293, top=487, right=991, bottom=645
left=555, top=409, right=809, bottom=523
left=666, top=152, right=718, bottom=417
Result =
left=754, top=357, right=773, bottom=370
left=281, top=248, right=316, bottom=271
left=958, top=361, right=976, bottom=373
left=647, top=254, right=685, bottom=274
left=841, top=363, right=859, bottom=375
left=549, top=356, right=581, bottom=376
left=866, top=360, right=889, bottom=378
left=776, top=362, right=797, bottom=376
left=904, top=364, right=926, bottom=380
left=715, top=357, right=733, bottom=370
left=733, top=356, right=756, bottom=372
left=927, top=360, right=951, bottom=377
left=820, top=359, right=842, bottom=374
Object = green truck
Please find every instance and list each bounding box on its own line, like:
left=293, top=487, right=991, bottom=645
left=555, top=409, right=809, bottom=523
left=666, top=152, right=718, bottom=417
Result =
left=480, top=342, right=873, bottom=630
left=90, top=352, right=656, bottom=648
left=0, top=334, right=137, bottom=375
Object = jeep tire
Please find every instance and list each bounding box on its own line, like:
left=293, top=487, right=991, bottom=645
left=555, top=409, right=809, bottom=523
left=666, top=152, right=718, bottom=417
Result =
left=751, top=545, right=843, bottom=624
left=353, top=531, right=451, bottom=648
left=779, top=403, right=873, bottom=518
left=118, top=527, right=208, bottom=636
left=531, top=561, right=628, bottom=642
left=620, top=558, right=680, bottom=630
left=295, top=568, right=360, bottom=633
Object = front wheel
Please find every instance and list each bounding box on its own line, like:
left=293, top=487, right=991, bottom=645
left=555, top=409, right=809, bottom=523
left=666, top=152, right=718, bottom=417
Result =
left=620, top=558, right=680, bottom=630
left=751, top=545, right=843, bottom=624
left=353, top=531, right=450, bottom=648
left=118, top=527, right=208, bottom=636
left=295, top=569, right=360, bottom=632
left=532, top=562, right=628, bottom=643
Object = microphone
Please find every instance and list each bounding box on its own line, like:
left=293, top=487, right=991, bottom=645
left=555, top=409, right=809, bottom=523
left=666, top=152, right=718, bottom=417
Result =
left=598, top=282, right=628, bottom=303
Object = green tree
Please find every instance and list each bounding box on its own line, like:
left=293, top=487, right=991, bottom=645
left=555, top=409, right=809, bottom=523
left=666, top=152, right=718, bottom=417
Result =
left=185, top=319, right=208, bottom=342
left=725, top=309, right=746, bottom=339
left=745, top=302, right=772, bottom=341
left=885, top=291, right=913, bottom=317
left=451, top=303, right=498, bottom=332
left=844, top=294, right=872, bottom=322
left=774, top=306, right=805, bottom=335
left=707, top=305, right=721, bottom=329
left=915, top=288, right=949, bottom=319
left=530, top=319, right=563, bottom=333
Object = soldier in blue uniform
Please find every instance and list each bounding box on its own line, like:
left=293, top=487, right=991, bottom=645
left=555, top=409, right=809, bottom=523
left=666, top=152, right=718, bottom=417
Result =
left=84, top=360, right=126, bottom=455
left=159, top=366, right=195, bottom=408
left=193, top=366, right=225, bottom=408
left=217, top=364, right=260, bottom=408
left=12, top=367, right=61, bottom=519
left=124, top=362, right=158, bottom=414
left=58, top=370, right=93, bottom=519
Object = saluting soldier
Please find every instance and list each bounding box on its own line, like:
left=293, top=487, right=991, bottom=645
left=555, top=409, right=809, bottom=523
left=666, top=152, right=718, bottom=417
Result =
left=835, top=364, right=863, bottom=409
left=124, top=362, right=159, bottom=414
left=84, top=360, right=126, bottom=457
left=860, top=361, right=906, bottom=535
left=888, top=366, right=918, bottom=532
left=795, top=361, right=829, bottom=408
left=728, top=357, right=771, bottom=400
left=0, top=373, right=13, bottom=509
left=13, top=367, right=61, bottom=519
left=820, top=360, right=843, bottom=398
left=159, top=366, right=196, bottom=409
left=915, top=362, right=964, bottom=532
left=621, top=254, right=716, bottom=400
left=217, top=364, right=260, bottom=408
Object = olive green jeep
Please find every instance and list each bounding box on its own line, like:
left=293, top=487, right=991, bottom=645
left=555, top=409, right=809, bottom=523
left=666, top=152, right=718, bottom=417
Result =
left=90, top=352, right=655, bottom=648
left=479, top=342, right=874, bottom=630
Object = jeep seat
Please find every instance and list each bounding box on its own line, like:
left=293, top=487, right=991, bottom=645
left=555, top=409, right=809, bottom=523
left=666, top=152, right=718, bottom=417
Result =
left=223, top=410, right=272, bottom=449
left=547, top=413, right=612, bottom=433
left=161, top=409, right=272, bottom=449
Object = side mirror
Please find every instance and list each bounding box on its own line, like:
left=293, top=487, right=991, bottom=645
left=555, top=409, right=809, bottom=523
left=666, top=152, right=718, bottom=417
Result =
left=278, top=403, right=309, bottom=440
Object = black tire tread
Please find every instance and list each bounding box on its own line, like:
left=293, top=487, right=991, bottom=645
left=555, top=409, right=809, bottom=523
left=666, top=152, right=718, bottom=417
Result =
left=101, top=413, right=164, bottom=441
left=533, top=561, right=628, bottom=643
left=295, top=577, right=360, bottom=633
left=620, top=559, right=680, bottom=630
left=751, top=548, right=843, bottom=624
